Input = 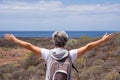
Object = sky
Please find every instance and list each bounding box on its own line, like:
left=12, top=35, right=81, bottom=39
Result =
left=0, top=0, right=120, bottom=31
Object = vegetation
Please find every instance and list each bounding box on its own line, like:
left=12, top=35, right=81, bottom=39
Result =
left=0, top=34, right=120, bottom=80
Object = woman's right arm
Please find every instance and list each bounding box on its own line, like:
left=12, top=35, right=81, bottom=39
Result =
left=4, top=34, right=42, bottom=56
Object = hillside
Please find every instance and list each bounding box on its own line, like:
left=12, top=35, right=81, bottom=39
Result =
left=0, top=35, right=120, bottom=80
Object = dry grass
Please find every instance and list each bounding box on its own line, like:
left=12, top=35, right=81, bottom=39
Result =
left=0, top=34, right=120, bottom=80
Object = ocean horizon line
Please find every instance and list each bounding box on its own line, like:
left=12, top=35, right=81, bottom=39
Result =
left=0, top=31, right=118, bottom=38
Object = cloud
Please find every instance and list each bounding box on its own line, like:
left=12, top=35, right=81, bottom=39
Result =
left=0, top=0, right=120, bottom=31
left=0, top=1, right=63, bottom=14
left=0, top=1, right=120, bottom=15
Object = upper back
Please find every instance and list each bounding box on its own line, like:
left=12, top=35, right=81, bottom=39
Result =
left=46, top=48, right=72, bottom=80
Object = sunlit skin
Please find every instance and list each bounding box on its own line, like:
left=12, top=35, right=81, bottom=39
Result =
left=4, top=32, right=118, bottom=59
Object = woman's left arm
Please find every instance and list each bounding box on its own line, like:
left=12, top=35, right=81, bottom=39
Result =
left=77, top=33, right=115, bottom=58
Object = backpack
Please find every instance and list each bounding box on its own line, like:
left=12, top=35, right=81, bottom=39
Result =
left=47, top=48, right=78, bottom=80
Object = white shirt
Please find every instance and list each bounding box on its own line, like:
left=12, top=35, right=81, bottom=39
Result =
left=41, top=48, right=78, bottom=63
left=41, top=48, right=78, bottom=80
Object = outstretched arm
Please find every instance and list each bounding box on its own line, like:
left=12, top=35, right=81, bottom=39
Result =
left=4, top=34, right=42, bottom=55
left=77, top=33, right=116, bottom=58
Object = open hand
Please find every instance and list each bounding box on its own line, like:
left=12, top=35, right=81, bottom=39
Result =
left=102, top=32, right=120, bottom=41
left=4, top=34, right=16, bottom=42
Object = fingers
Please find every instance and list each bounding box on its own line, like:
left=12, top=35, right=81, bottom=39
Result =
left=105, top=32, right=115, bottom=37
left=105, top=32, right=108, bottom=35
left=4, top=34, right=11, bottom=40
left=108, top=33, right=114, bottom=39
left=4, top=34, right=15, bottom=41
left=103, top=32, right=110, bottom=38
left=107, top=32, right=120, bottom=39
left=112, top=32, right=120, bottom=37
left=106, top=33, right=118, bottom=41
left=102, top=33, right=114, bottom=41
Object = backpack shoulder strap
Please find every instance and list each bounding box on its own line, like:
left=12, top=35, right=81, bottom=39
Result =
left=68, top=51, right=79, bottom=73
left=49, top=48, right=79, bottom=73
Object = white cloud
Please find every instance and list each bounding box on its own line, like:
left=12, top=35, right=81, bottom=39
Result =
left=0, top=1, right=120, bottom=15
left=0, top=1, right=63, bottom=14
left=0, top=1, right=120, bottom=31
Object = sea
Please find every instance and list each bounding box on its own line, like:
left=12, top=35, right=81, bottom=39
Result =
left=0, top=31, right=118, bottom=38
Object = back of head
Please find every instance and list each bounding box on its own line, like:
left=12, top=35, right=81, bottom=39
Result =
left=52, top=31, right=69, bottom=47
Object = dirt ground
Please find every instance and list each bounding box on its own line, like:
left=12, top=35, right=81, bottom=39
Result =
left=0, top=48, right=30, bottom=66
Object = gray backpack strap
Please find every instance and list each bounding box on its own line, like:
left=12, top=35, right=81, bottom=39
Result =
left=67, top=52, right=79, bottom=73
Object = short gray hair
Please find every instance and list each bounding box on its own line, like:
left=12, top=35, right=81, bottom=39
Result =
left=52, top=31, right=69, bottom=47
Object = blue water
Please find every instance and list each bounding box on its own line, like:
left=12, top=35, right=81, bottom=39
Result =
left=0, top=31, right=118, bottom=38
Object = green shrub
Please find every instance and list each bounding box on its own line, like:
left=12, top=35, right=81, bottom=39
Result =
left=0, top=72, right=3, bottom=79
left=1, top=47, right=10, bottom=51
left=78, top=36, right=93, bottom=43
left=93, top=59, right=104, bottom=66
left=27, top=66, right=37, bottom=72
left=79, top=65, right=103, bottom=80
left=0, top=63, right=15, bottom=73
left=75, top=57, right=87, bottom=69
left=20, top=52, right=39, bottom=69
left=104, top=72, right=120, bottom=80
left=66, top=39, right=78, bottom=47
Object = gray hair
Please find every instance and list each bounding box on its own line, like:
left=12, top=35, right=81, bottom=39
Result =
left=52, top=31, right=69, bottom=47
